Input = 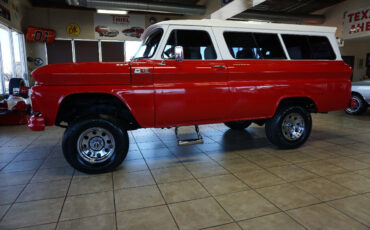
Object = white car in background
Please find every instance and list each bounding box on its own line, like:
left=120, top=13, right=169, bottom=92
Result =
left=345, top=80, right=370, bottom=115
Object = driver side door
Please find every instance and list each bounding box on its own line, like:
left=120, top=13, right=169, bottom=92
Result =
left=153, top=27, right=230, bottom=127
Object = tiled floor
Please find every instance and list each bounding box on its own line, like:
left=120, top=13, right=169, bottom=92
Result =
left=1, top=111, right=370, bottom=230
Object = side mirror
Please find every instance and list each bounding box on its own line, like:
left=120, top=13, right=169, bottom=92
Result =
left=174, top=46, right=184, bottom=62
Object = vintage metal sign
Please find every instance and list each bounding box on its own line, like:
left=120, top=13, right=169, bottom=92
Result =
left=26, top=27, right=56, bottom=44
left=343, top=7, right=370, bottom=40
left=66, top=23, right=80, bottom=37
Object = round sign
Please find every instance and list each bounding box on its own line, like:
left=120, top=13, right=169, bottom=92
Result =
left=66, top=24, right=80, bottom=37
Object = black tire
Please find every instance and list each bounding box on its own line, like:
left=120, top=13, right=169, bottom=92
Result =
left=224, top=120, right=252, bottom=130
left=62, top=115, right=129, bottom=174
left=345, top=94, right=368, bottom=115
left=9, top=78, right=26, bottom=95
left=265, top=106, right=311, bottom=149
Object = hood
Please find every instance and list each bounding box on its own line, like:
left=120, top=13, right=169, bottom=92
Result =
left=32, top=62, right=131, bottom=86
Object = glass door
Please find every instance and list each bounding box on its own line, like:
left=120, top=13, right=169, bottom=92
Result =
left=0, top=24, right=13, bottom=94
left=0, top=23, right=27, bottom=94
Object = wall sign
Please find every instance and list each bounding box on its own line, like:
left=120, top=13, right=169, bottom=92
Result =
left=66, top=23, right=80, bottom=37
left=26, top=27, right=56, bottom=44
left=94, top=13, right=145, bottom=41
left=343, top=7, right=370, bottom=40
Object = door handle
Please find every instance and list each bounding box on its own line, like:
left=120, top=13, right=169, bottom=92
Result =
left=212, top=65, right=226, bottom=70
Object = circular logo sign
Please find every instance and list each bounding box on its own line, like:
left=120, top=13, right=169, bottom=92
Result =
left=66, top=24, right=80, bottom=37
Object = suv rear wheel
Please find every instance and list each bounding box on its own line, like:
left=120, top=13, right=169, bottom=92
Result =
left=62, top=115, right=128, bottom=173
left=265, top=106, right=311, bottom=149
left=224, top=120, right=252, bottom=130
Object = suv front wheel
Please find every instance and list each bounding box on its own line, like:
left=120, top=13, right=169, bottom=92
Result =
left=62, top=115, right=129, bottom=174
left=265, top=106, right=311, bottom=149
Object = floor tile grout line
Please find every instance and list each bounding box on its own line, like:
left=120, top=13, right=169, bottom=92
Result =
left=6, top=212, right=117, bottom=230
left=131, top=130, right=181, bottom=230
left=325, top=200, right=370, bottom=228
left=199, top=222, right=242, bottom=230
left=54, top=168, right=75, bottom=230
left=111, top=170, right=118, bottom=230
left=0, top=134, right=58, bottom=224
left=7, top=221, right=57, bottom=230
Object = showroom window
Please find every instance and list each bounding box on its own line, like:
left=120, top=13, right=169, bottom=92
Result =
left=224, top=32, right=286, bottom=60
left=46, top=39, right=126, bottom=64
left=0, top=24, right=27, bottom=94
left=282, top=34, right=336, bottom=60
left=124, top=41, right=141, bottom=61
left=102, top=41, right=125, bottom=62
left=47, top=40, right=73, bottom=64
left=75, top=41, right=99, bottom=62
left=163, top=30, right=217, bottom=60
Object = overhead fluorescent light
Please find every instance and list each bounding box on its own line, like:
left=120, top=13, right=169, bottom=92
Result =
left=97, top=9, right=128, bottom=15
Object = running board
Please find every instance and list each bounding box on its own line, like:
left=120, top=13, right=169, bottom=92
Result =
left=175, top=125, right=204, bottom=146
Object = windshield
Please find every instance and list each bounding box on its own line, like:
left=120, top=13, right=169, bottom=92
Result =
left=133, top=28, right=163, bottom=60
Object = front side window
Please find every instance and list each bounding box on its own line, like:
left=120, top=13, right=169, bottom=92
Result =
left=224, top=32, right=286, bottom=60
left=223, top=32, right=260, bottom=59
left=282, top=34, right=336, bottom=60
left=133, top=28, right=163, bottom=60
left=162, top=30, right=217, bottom=60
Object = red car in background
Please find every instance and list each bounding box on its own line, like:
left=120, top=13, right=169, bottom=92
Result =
left=95, top=26, right=119, bottom=37
left=122, top=27, right=144, bottom=38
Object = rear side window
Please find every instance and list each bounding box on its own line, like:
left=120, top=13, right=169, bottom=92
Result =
left=254, top=33, right=286, bottom=59
left=162, top=30, right=217, bottom=60
left=308, top=36, right=336, bottom=60
left=282, top=35, right=336, bottom=60
left=224, top=32, right=286, bottom=60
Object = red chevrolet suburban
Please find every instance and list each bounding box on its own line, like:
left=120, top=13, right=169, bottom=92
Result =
left=28, top=20, right=352, bottom=173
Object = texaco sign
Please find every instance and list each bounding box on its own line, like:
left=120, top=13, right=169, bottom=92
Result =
left=343, top=7, right=370, bottom=39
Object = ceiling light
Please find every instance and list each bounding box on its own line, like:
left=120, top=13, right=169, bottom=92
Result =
left=97, top=9, right=128, bottom=15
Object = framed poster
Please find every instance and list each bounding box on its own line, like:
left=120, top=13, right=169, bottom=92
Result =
left=94, top=13, right=145, bottom=41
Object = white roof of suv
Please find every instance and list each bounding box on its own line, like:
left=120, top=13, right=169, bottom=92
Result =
left=155, top=19, right=336, bottom=33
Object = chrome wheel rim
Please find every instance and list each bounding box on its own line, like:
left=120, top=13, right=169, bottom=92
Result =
left=77, top=127, right=115, bottom=164
left=345, top=97, right=360, bottom=113
left=281, top=113, right=305, bottom=141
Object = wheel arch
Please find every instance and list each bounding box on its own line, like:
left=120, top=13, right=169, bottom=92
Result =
left=275, top=97, right=318, bottom=114
left=55, top=92, right=140, bottom=130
